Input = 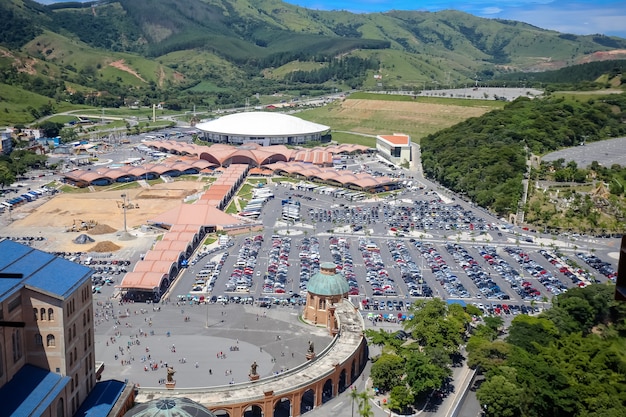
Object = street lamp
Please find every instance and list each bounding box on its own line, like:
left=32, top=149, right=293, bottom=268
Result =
left=121, top=193, right=127, bottom=233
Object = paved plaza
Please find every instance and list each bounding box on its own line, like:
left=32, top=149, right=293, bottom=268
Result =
left=94, top=296, right=332, bottom=388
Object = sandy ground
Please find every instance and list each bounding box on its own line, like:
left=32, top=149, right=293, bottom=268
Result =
left=2, top=182, right=202, bottom=253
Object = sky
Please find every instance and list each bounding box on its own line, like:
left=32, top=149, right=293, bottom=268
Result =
left=283, top=0, right=626, bottom=38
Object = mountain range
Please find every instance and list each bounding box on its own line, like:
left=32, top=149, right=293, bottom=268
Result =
left=1, top=0, right=626, bottom=123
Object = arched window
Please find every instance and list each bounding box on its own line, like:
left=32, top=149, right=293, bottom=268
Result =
left=47, top=334, right=56, bottom=347
left=34, top=308, right=39, bottom=321
left=40, top=308, right=46, bottom=321
left=35, top=333, right=43, bottom=346
left=12, top=329, right=22, bottom=362
left=56, top=398, right=65, bottom=417
left=48, top=308, right=54, bottom=321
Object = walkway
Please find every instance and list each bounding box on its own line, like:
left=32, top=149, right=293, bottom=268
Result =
left=133, top=300, right=364, bottom=408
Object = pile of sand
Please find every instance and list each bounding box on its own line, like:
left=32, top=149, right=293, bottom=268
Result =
left=89, top=241, right=121, bottom=252
left=89, top=224, right=117, bottom=235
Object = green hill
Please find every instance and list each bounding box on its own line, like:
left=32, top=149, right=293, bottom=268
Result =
left=1, top=0, right=626, bottom=124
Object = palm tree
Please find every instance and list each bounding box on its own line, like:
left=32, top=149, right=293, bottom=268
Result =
left=349, top=387, right=360, bottom=417
left=357, top=391, right=374, bottom=417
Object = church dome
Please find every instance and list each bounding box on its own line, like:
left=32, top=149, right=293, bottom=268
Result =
left=123, top=397, right=216, bottom=417
left=307, top=262, right=349, bottom=296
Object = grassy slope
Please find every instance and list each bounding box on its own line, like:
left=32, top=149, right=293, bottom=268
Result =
left=22, top=31, right=183, bottom=88
left=0, top=83, right=85, bottom=125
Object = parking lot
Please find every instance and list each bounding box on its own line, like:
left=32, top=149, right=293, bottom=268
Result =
left=176, top=169, right=618, bottom=322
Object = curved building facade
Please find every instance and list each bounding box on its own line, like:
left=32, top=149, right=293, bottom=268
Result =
left=134, top=300, right=367, bottom=417
left=196, top=112, right=330, bottom=146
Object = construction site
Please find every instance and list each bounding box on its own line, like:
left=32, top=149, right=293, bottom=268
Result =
left=2, top=181, right=203, bottom=253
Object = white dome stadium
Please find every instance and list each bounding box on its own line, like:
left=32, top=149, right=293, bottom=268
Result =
left=195, top=112, right=330, bottom=146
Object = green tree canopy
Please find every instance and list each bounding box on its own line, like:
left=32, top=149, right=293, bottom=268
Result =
left=370, top=353, right=404, bottom=393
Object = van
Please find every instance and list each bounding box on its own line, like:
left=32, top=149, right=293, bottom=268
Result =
left=236, top=285, right=250, bottom=293
left=384, top=289, right=397, bottom=296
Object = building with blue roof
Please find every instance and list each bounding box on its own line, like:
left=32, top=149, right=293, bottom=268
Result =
left=0, top=239, right=132, bottom=417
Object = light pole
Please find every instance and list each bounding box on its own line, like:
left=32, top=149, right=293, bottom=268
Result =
left=121, top=193, right=127, bottom=233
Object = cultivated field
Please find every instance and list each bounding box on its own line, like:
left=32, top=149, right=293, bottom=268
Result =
left=299, top=97, right=497, bottom=142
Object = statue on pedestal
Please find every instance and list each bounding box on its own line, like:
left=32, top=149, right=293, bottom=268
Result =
left=249, top=361, right=260, bottom=381
left=306, top=340, right=316, bottom=360
left=166, top=366, right=176, bottom=383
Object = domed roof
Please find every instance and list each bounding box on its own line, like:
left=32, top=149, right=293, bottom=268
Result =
left=196, top=112, right=329, bottom=137
left=123, top=397, right=216, bottom=417
left=307, top=262, right=349, bottom=296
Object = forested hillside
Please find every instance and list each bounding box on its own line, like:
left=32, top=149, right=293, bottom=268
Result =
left=1, top=0, right=626, bottom=123
left=420, top=95, right=626, bottom=214
left=468, top=284, right=626, bottom=417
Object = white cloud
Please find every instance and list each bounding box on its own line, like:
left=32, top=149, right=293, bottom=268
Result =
left=481, top=7, right=503, bottom=14
left=496, top=4, right=626, bottom=37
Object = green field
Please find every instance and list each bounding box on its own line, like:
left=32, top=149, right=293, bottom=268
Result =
left=298, top=94, right=499, bottom=143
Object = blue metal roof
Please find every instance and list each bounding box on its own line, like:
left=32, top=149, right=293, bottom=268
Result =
left=446, top=299, right=467, bottom=307
left=0, top=239, right=93, bottom=301
left=0, top=364, right=71, bottom=416
left=75, top=380, right=127, bottom=417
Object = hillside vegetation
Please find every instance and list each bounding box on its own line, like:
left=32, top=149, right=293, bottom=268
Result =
left=468, top=284, right=626, bottom=417
left=1, top=0, right=626, bottom=124
left=420, top=94, right=626, bottom=214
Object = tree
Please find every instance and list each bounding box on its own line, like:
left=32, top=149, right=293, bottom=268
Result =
left=477, top=373, right=524, bottom=417
left=403, top=298, right=465, bottom=354
left=389, top=385, right=414, bottom=414
left=349, top=387, right=359, bottom=417
left=370, top=353, right=404, bottom=392
left=59, top=127, right=78, bottom=143
left=467, top=340, right=512, bottom=373
left=357, top=391, right=373, bottom=417
left=37, top=121, right=64, bottom=138
left=506, top=314, right=559, bottom=354
left=404, top=351, right=451, bottom=399
left=0, top=162, right=15, bottom=188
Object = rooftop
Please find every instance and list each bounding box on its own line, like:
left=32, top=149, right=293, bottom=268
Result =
left=0, top=364, right=71, bottom=416
left=196, top=112, right=330, bottom=137
left=378, top=134, right=410, bottom=146
left=0, top=239, right=93, bottom=301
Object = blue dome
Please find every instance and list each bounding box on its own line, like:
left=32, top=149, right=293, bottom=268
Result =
left=307, top=262, right=349, bottom=296
left=123, top=397, right=216, bottom=417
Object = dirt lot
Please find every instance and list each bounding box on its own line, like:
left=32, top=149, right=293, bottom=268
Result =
left=2, top=182, right=201, bottom=253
